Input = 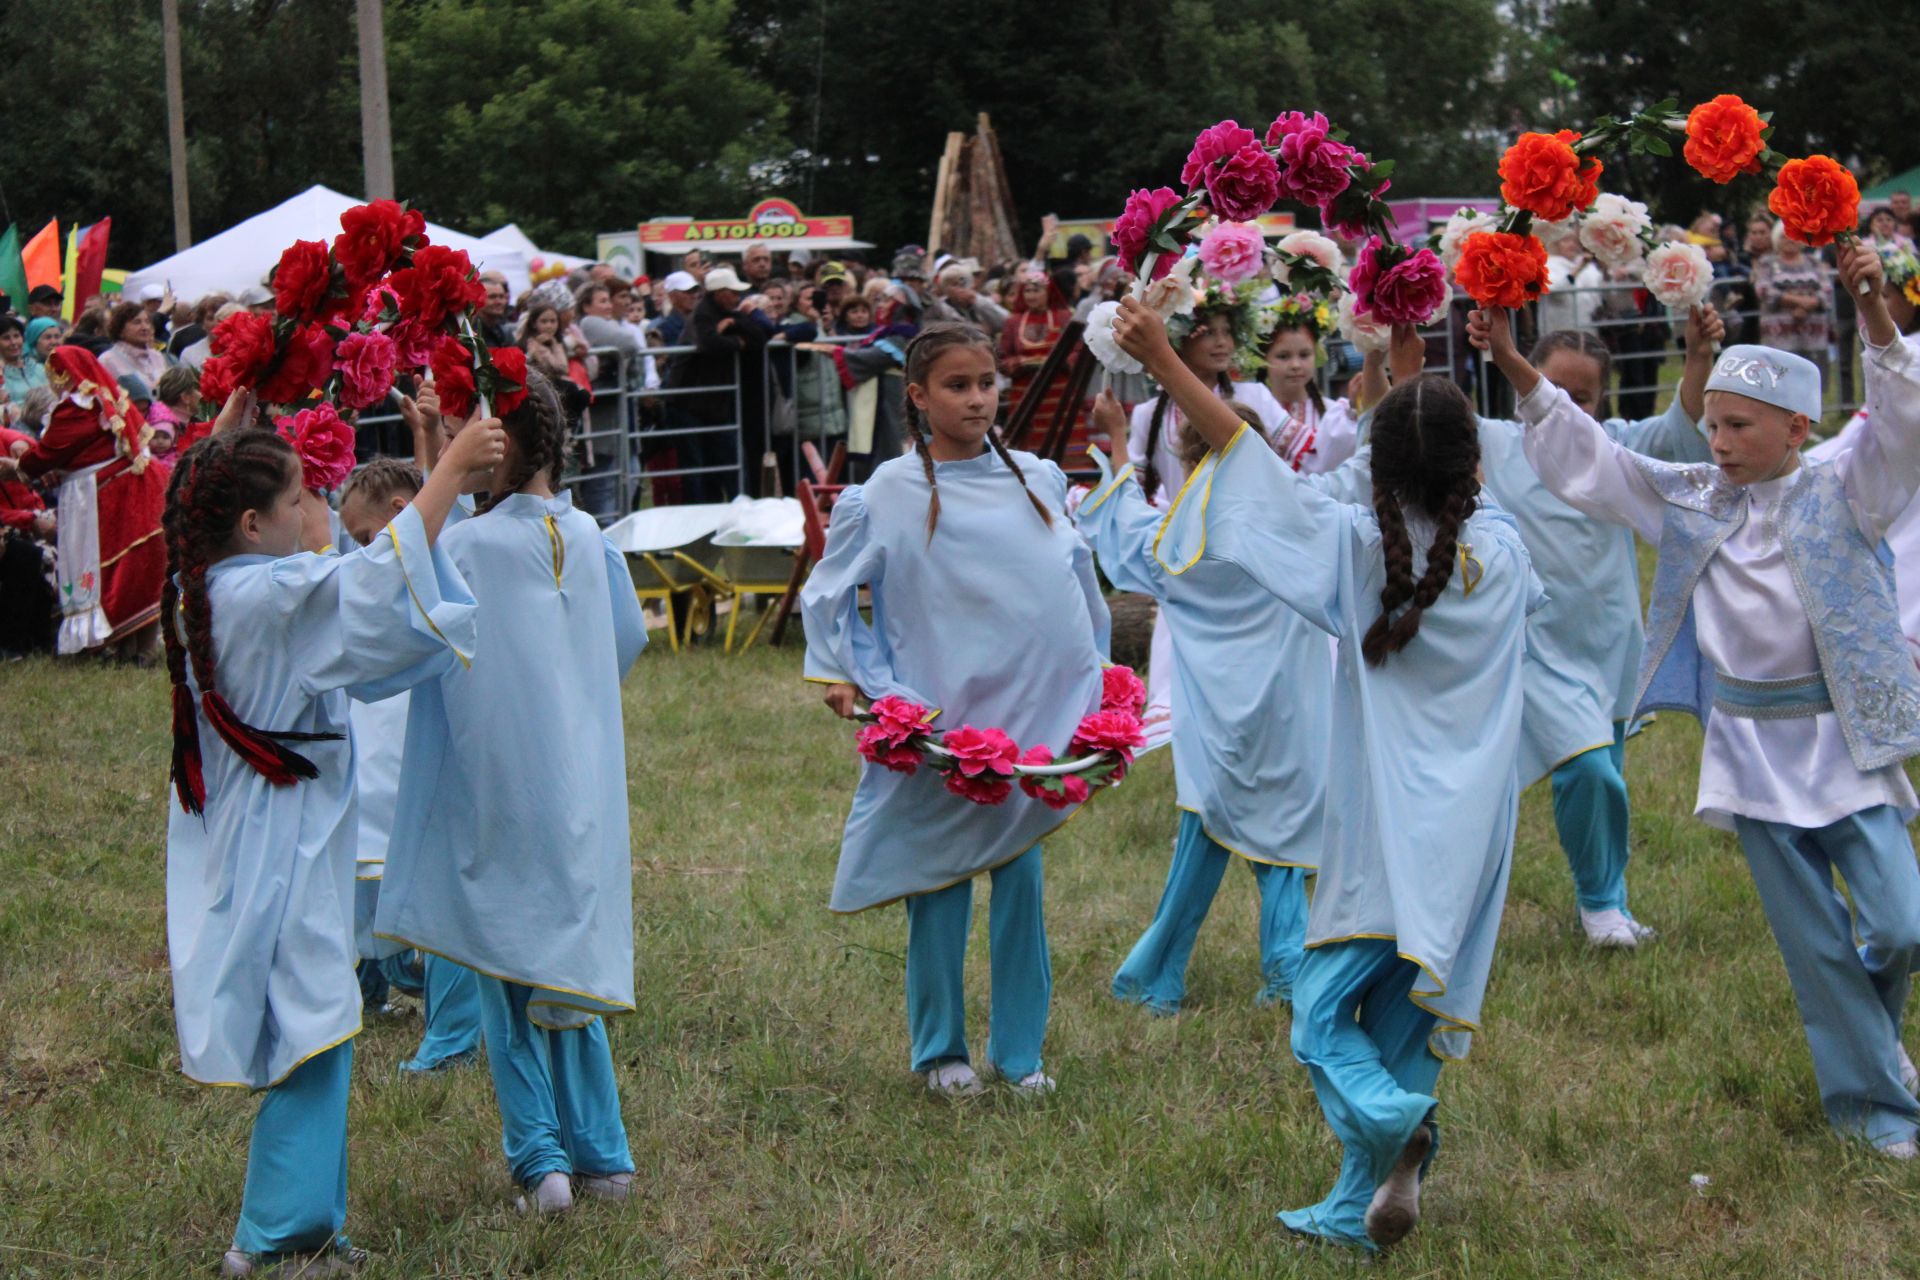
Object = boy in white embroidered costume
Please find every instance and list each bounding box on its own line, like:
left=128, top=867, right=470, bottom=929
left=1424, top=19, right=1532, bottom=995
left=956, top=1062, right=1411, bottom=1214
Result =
left=1471, top=242, right=1920, bottom=1156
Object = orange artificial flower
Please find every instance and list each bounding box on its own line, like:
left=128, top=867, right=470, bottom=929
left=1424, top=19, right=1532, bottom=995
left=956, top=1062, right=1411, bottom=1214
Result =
left=1454, top=231, right=1551, bottom=308
left=1684, top=94, right=1766, bottom=184
left=1498, top=130, right=1604, bottom=223
left=1768, top=155, right=1860, bottom=248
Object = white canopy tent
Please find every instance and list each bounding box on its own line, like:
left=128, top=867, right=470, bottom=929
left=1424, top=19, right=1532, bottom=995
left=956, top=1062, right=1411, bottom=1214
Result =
left=479, top=223, right=593, bottom=274
left=124, top=185, right=530, bottom=305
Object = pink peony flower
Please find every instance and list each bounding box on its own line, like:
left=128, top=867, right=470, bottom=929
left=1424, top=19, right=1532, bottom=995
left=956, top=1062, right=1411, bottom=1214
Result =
left=1206, top=143, right=1282, bottom=224
left=1070, top=708, right=1147, bottom=762
left=274, top=402, right=357, bottom=492
left=1322, top=162, right=1391, bottom=240
left=361, top=280, right=403, bottom=324
left=1016, top=744, right=1091, bottom=811
left=940, top=724, right=1020, bottom=779
left=387, top=316, right=437, bottom=371
left=868, top=695, right=935, bottom=747
left=334, top=330, right=400, bottom=411
left=1349, top=239, right=1448, bottom=326
left=856, top=723, right=920, bottom=774
left=945, top=771, right=1014, bottom=806
left=1266, top=111, right=1360, bottom=208
left=1181, top=120, right=1259, bottom=190
left=1642, top=241, right=1714, bottom=309
left=1112, top=187, right=1186, bottom=280
left=1197, top=221, right=1267, bottom=285
left=1101, top=665, right=1147, bottom=714
left=1576, top=193, right=1651, bottom=270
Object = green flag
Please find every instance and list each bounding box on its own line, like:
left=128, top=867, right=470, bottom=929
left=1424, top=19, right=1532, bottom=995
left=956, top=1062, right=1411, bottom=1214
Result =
left=0, top=224, right=24, bottom=309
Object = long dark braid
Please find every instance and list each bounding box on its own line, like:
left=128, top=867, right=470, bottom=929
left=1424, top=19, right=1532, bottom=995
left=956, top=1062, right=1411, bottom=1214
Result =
left=1142, top=371, right=1233, bottom=501
left=163, top=431, right=341, bottom=814
left=482, top=370, right=569, bottom=511
left=1360, top=375, right=1482, bottom=667
left=902, top=322, right=1051, bottom=540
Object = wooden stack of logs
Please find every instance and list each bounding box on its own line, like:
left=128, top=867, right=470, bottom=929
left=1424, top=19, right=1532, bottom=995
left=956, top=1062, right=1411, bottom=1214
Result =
left=927, top=113, right=1022, bottom=267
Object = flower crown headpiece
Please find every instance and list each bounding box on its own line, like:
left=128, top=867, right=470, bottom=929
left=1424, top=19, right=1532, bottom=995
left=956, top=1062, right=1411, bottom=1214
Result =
left=1165, top=277, right=1260, bottom=347
left=1241, top=293, right=1334, bottom=376
left=1878, top=241, right=1920, bottom=305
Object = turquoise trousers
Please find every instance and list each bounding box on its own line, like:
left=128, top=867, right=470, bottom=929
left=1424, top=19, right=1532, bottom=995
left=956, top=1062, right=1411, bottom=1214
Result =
left=232, top=1040, right=352, bottom=1257
left=475, top=977, right=634, bottom=1188
left=1280, top=939, right=1442, bottom=1250
left=905, top=844, right=1049, bottom=1079
left=1112, top=810, right=1308, bottom=1013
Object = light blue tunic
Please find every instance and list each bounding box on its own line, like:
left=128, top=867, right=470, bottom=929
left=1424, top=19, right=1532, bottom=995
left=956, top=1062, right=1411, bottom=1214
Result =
left=1164, top=424, right=1543, bottom=1058
left=348, top=690, right=408, bottom=960
left=800, top=449, right=1111, bottom=913
left=377, top=492, right=646, bottom=1030
left=1477, top=401, right=1709, bottom=783
left=1074, top=447, right=1371, bottom=865
left=165, top=505, right=476, bottom=1088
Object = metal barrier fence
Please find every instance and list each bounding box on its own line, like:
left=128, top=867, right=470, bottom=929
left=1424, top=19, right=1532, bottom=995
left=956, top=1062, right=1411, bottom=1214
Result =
left=352, top=278, right=1865, bottom=518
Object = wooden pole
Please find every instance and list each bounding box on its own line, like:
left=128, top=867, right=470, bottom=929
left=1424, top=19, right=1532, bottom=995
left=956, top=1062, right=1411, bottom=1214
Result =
left=356, top=0, right=395, bottom=200
left=161, top=0, right=191, bottom=250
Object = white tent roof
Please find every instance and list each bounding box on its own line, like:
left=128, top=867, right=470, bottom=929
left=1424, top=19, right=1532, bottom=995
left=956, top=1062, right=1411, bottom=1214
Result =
left=479, top=223, right=593, bottom=273
left=124, top=184, right=530, bottom=305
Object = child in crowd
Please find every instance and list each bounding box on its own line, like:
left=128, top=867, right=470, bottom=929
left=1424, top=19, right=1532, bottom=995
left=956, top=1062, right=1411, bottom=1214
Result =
left=147, top=365, right=204, bottom=466
left=1112, top=297, right=1541, bottom=1249
left=801, top=322, right=1109, bottom=1099
left=336, top=457, right=483, bottom=1072
left=833, top=295, right=876, bottom=337
left=1475, top=306, right=1725, bottom=947
left=162, top=421, right=502, bottom=1278
left=378, top=372, right=648, bottom=1215
left=1234, top=296, right=1365, bottom=474
left=1476, top=242, right=1920, bottom=1157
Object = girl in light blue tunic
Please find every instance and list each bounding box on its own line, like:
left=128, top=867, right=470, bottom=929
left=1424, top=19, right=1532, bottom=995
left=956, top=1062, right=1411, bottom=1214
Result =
left=161, top=423, right=499, bottom=1278
left=801, top=323, right=1110, bottom=1099
left=1079, top=386, right=1375, bottom=1013
left=337, top=457, right=483, bottom=1073
left=1109, top=298, right=1540, bottom=1251
left=378, top=372, right=647, bottom=1216
left=1477, top=309, right=1723, bottom=948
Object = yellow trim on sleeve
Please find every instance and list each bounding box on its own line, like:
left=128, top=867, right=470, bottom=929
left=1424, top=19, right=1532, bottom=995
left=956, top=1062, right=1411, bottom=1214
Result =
left=1151, top=422, right=1250, bottom=577
left=1458, top=544, right=1484, bottom=597
left=385, top=522, right=471, bottom=669
left=1078, top=463, right=1136, bottom=518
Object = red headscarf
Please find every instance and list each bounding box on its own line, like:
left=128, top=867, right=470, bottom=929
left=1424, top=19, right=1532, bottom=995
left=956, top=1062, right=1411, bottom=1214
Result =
left=44, top=345, right=153, bottom=472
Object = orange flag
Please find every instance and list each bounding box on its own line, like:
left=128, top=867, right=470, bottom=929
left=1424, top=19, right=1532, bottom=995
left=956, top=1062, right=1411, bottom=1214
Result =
left=21, top=219, right=60, bottom=292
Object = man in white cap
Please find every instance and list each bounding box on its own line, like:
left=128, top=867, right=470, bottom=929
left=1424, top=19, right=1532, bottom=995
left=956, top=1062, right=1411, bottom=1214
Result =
left=137, top=281, right=174, bottom=344
left=663, top=265, right=766, bottom=502
left=1476, top=242, right=1920, bottom=1159
left=651, top=270, right=701, bottom=347
left=924, top=258, right=1006, bottom=336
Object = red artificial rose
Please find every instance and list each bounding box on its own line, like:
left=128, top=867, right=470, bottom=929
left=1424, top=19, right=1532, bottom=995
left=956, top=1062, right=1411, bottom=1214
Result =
left=940, top=724, right=1020, bottom=779
left=1206, top=142, right=1282, bottom=224
left=1181, top=120, right=1259, bottom=190
left=1684, top=94, right=1767, bottom=185
left=869, top=695, right=935, bottom=746
left=486, top=346, right=530, bottom=417
left=1101, top=665, right=1147, bottom=714
left=272, top=239, right=337, bottom=324
left=944, top=771, right=1014, bottom=806
left=430, top=335, right=478, bottom=420
left=1015, top=744, right=1090, bottom=811
left=209, top=311, right=277, bottom=378
left=1453, top=230, right=1551, bottom=309
left=255, top=323, right=335, bottom=406
left=1768, top=155, right=1860, bottom=248
left=197, top=356, right=240, bottom=408
left=856, top=723, right=920, bottom=774
left=1112, top=186, right=1185, bottom=280
left=388, top=244, right=487, bottom=330
left=333, top=199, right=427, bottom=290
left=1498, top=130, right=1603, bottom=223
left=274, top=402, right=357, bottom=492
left=1070, top=708, right=1146, bottom=762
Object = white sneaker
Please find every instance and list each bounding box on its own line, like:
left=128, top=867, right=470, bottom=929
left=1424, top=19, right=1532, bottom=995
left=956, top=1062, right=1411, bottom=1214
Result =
left=576, top=1171, right=634, bottom=1202
left=1882, top=1139, right=1918, bottom=1159
left=1364, top=1122, right=1433, bottom=1248
left=221, top=1244, right=367, bottom=1276
left=1009, top=1070, right=1056, bottom=1097
left=1581, top=908, right=1650, bottom=949
left=925, top=1061, right=984, bottom=1099
left=514, top=1170, right=575, bottom=1216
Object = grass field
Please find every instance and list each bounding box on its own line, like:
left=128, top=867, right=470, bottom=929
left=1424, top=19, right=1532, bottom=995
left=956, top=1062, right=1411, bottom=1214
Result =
left=7, top=636, right=1920, bottom=1279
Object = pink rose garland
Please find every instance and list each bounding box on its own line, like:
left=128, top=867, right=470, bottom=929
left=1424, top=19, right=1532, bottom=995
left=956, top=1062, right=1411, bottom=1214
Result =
left=1112, top=187, right=1186, bottom=280
left=1266, top=111, right=1359, bottom=208
left=1197, top=221, right=1267, bottom=285
left=1349, top=237, right=1449, bottom=326
left=334, top=330, right=400, bottom=411
left=1181, top=120, right=1259, bottom=188
left=275, top=402, right=357, bottom=492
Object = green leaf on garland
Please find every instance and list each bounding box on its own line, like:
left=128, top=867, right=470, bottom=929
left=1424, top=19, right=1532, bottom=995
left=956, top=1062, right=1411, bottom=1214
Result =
left=1370, top=159, right=1396, bottom=181
left=1643, top=135, right=1672, bottom=157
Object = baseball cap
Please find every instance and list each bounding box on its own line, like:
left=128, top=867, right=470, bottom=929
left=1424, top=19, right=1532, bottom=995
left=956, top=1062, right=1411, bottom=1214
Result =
left=703, top=267, right=749, bottom=292
left=29, top=284, right=62, bottom=304
left=138, top=282, right=166, bottom=302
left=663, top=270, right=698, bottom=293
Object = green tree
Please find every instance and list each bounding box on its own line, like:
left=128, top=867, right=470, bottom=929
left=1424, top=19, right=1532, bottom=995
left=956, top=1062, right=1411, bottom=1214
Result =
left=384, top=0, right=789, bottom=255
